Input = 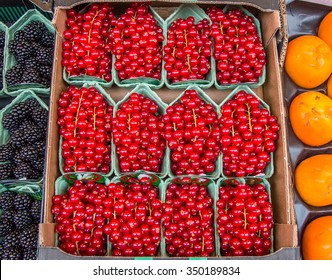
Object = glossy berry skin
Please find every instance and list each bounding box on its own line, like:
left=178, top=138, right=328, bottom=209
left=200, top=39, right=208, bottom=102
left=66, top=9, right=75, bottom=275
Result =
left=111, top=3, right=163, bottom=81
left=52, top=178, right=109, bottom=256
left=105, top=176, right=162, bottom=256
left=216, top=181, right=273, bottom=256
left=57, top=86, right=113, bottom=173
left=219, top=90, right=279, bottom=177
left=162, top=177, right=215, bottom=257
left=112, top=93, right=166, bottom=173
left=162, top=89, right=221, bottom=176
left=207, top=7, right=266, bottom=86
left=164, top=16, right=212, bottom=83
left=62, top=3, right=116, bottom=81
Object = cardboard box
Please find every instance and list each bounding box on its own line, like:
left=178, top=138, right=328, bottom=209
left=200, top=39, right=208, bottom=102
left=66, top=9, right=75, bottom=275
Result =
left=38, top=0, right=299, bottom=259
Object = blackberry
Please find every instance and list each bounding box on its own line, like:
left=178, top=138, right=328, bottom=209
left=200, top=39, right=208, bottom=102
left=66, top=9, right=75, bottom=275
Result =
left=2, top=112, right=20, bottom=131
left=40, top=76, right=51, bottom=88
left=10, top=129, right=27, bottom=147
left=0, top=191, right=16, bottom=211
left=19, top=224, right=38, bottom=249
left=32, top=106, right=48, bottom=127
left=35, top=141, right=46, bottom=156
left=5, top=64, right=24, bottom=86
left=0, top=143, right=14, bottom=162
left=13, top=193, right=32, bottom=211
left=13, top=41, right=33, bottom=62
left=2, top=230, right=21, bottom=248
left=13, top=30, right=26, bottom=43
left=0, top=217, right=14, bottom=236
left=11, top=100, right=33, bottom=119
left=21, top=68, right=42, bottom=84
left=30, top=200, right=41, bottom=222
left=1, top=247, right=22, bottom=260
left=26, top=98, right=40, bottom=111
left=22, top=21, right=42, bottom=42
left=0, top=30, right=5, bottom=47
left=13, top=210, right=33, bottom=230
left=40, top=31, right=55, bottom=48
left=24, top=125, right=46, bottom=144
left=23, top=248, right=37, bottom=260
left=31, top=157, right=45, bottom=172
left=13, top=162, right=38, bottom=180
left=1, top=209, right=16, bottom=220
left=38, top=64, right=52, bottom=78
left=0, top=163, right=14, bottom=180
left=36, top=47, right=53, bottom=66
left=24, top=58, right=38, bottom=70
left=15, top=145, right=39, bottom=162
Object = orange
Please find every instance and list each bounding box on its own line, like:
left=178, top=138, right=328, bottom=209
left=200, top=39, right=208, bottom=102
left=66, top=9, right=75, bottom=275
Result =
left=295, top=154, right=332, bottom=207
left=328, top=75, right=332, bottom=99
left=289, top=91, right=332, bottom=146
left=302, top=215, right=332, bottom=260
left=318, top=12, right=332, bottom=51
left=285, top=35, right=332, bottom=89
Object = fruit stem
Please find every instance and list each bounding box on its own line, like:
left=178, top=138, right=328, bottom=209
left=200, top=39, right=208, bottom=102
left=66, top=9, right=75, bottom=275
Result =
left=87, top=10, right=101, bottom=55
left=127, top=114, right=131, bottom=131
left=231, top=110, right=235, bottom=137
left=75, top=241, right=79, bottom=255
left=246, top=103, right=253, bottom=132
left=187, top=55, right=192, bottom=73
left=173, top=122, right=177, bottom=131
left=93, top=107, right=96, bottom=131
left=192, top=108, right=197, bottom=127
left=243, top=207, right=247, bottom=229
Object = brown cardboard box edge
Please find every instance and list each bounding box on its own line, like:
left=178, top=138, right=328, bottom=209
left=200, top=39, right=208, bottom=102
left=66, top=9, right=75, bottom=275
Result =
left=40, top=1, right=298, bottom=258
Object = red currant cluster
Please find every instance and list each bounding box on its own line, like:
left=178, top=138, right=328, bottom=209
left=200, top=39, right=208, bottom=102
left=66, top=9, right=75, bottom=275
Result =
left=220, top=90, right=279, bottom=177
left=103, top=176, right=162, bottom=256
left=57, top=86, right=113, bottom=173
left=217, top=182, right=273, bottom=256
left=111, top=3, right=164, bottom=81
left=112, top=93, right=166, bottom=173
left=62, top=3, right=116, bottom=81
left=162, top=89, right=221, bottom=176
left=162, top=178, right=215, bottom=257
left=207, top=7, right=266, bottom=85
left=164, top=16, right=212, bottom=83
left=52, top=179, right=109, bottom=256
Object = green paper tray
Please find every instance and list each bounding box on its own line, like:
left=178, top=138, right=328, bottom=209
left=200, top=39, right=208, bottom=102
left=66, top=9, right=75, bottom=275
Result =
left=112, top=83, right=169, bottom=178
left=163, top=4, right=215, bottom=90
left=0, top=21, right=7, bottom=97
left=3, top=9, right=55, bottom=96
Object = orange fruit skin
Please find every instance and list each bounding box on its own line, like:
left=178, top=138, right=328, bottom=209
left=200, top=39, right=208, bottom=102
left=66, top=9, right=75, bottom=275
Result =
left=302, top=216, right=332, bottom=260
left=295, top=154, right=332, bottom=207
left=289, top=91, right=332, bottom=146
left=327, top=75, right=332, bottom=99
left=318, top=12, right=332, bottom=51
left=285, top=35, right=332, bottom=89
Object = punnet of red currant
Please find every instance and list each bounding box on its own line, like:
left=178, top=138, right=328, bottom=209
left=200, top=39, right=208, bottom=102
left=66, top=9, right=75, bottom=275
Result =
left=62, top=3, right=116, bottom=85
left=52, top=173, right=111, bottom=256
left=161, top=86, right=221, bottom=178
left=206, top=6, right=266, bottom=89
left=216, top=178, right=273, bottom=257
left=112, top=84, right=167, bottom=177
left=111, top=2, right=164, bottom=89
left=104, top=173, right=163, bottom=257
left=161, top=176, right=215, bottom=257
left=57, top=84, right=114, bottom=175
left=219, top=86, right=279, bottom=178
left=163, top=4, right=214, bottom=89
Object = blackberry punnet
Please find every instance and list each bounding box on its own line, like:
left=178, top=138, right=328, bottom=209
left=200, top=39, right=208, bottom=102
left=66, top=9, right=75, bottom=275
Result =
left=22, top=21, right=42, bottom=42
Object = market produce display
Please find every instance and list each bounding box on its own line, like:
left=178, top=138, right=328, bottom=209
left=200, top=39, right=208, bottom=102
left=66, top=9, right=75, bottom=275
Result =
left=0, top=29, right=4, bottom=92
left=301, top=215, right=332, bottom=260
left=207, top=7, right=266, bottom=86
left=216, top=180, right=273, bottom=256
left=62, top=3, right=116, bottom=82
left=0, top=190, right=41, bottom=260
left=57, top=86, right=113, bottom=174
left=0, top=98, right=48, bottom=180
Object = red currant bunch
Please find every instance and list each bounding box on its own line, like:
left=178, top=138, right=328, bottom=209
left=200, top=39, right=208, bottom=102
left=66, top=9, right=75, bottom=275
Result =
left=162, top=89, right=221, bottom=176
left=57, top=86, right=113, bottom=173
left=207, top=7, right=266, bottom=85
left=111, top=3, right=164, bottom=81
left=217, top=182, right=273, bottom=256
left=164, top=16, right=212, bottom=83
left=112, top=92, right=166, bottom=174
left=52, top=179, right=109, bottom=256
left=219, top=90, right=279, bottom=177
left=103, top=176, right=162, bottom=256
left=162, top=177, right=215, bottom=257
left=62, top=3, right=116, bottom=81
